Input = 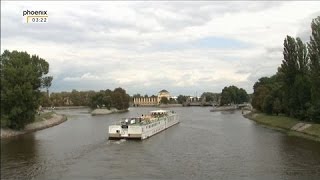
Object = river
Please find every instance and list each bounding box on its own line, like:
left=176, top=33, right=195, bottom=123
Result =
left=1, top=107, right=320, bottom=180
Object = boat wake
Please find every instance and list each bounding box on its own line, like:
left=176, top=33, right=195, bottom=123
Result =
left=107, top=139, right=127, bottom=145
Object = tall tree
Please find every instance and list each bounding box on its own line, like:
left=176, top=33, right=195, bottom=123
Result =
left=308, top=16, right=320, bottom=122
left=278, top=36, right=310, bottom=118
left=42, top=76, right=53, bottom=97
left=1, top=50, right=52, bottom=129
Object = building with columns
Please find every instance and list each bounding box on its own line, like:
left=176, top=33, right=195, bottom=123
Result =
left=133, top=97, right=158, bottom=106
left=133, top=89, right=171, bottom=106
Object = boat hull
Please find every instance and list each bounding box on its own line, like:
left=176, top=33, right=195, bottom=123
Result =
left=108, top=113, right=179, bottom=140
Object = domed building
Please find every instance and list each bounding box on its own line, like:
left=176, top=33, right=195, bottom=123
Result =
left=133, top=89, right=171, bottom=106
left=157, top=89, right=171, bottom=103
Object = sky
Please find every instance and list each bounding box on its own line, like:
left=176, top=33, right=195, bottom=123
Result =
left=1, top=1, right=319, bottom=96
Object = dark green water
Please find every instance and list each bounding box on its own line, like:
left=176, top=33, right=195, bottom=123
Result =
left=1, top=107, right=320, bottom=180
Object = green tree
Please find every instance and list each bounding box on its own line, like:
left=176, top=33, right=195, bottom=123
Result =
left=177, top=95, right=187, bottom=104
left=160, top=97, right=169, bottom=104
left=263, top=95, right=274, bottom=114
left=238, top=88, right=249, bottom=103
left=278, top=36, right=310, bottom=118
left=90, top=87, right=130, bottom=110
left=308, top=16, right=320, bottom=122
left=70, top=89, right=81, bottom=106
left=200, top=92, right=220, bottom=103
left=252, top=85, right=271, bottom=111
left=251, top=16, right=320, bottom=123
left=112, top=87, right=130, bottom=110
left=42, top=76, right=53, bottom=97
left=39, top=92, right=51, bottom=107
left=220, top=85, right=248, bottom=105
left=89, top=92, right=105, bottom=109
left=273, top=98, right=281, bottom=115
left=1, top=50, right=51, bottom=129
left=133, top=94, right=142, bottom=98
left=220, top=87, right=232, bottom=105
left=201, top=92, right=214, bottom=102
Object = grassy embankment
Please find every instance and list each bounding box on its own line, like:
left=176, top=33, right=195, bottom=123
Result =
left=34, top=111, right=55, bottom=122
left=244, top=112, right=320, bottom=142
left=1, top=111, right=67, bottom=139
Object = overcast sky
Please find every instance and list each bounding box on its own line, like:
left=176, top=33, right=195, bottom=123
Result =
left=1, top=1, right=319, bottom=96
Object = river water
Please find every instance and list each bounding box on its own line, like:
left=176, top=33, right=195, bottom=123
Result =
left=1, top=107, right=320, bottom=180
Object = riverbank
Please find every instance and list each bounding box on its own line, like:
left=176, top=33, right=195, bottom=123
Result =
left=244, top=112, right=320, bottom=142
left=43, top=106, right=88, bottom=110
left=1, top=113, right=67, bottom=139
left=210, top=105, right=237, bottom=112
left=159, top=104, right=183, bottom=108
left=91, top=108, right=128, bottom=115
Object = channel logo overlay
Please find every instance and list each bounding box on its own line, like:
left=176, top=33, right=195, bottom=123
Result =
left=23, top=10, right=48, bottom=23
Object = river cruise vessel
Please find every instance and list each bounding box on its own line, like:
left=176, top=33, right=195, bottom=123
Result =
left=108, top=110, right=179, bottom=140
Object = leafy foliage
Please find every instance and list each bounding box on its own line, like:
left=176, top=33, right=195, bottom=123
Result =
left=252, top=16, right=320, bottom=123
left=177, top=95, right=188, bottom=104
left=159, top=97, right=169, bottom=104
left=200, top=92, right=220, bottom=104
left=1, top=50, right=52, bottom=129
left=308, top=16, right=320, bottom=122
left=220, top=85, right=249, bottom=105
left=89, top=87, right=130, bottom=110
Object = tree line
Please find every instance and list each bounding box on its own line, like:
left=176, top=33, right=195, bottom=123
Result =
left=41, top=88, right=130, bottom=110
left=155, top=88, right=248, bottom=105
left=89, top=88, right=130, bottom=110
left=252, top=16, right=320, bottom=123
left=0, top=50, right=131, bottom=129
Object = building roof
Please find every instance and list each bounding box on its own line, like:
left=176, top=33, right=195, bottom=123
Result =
left=159, top=89, right=169, bottom=93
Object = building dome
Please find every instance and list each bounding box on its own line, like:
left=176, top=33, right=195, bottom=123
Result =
left=158, top=90, right=171, bottom=103
left=159, top=89, right=169, bottom=93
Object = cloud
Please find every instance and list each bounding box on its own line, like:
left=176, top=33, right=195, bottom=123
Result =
left=63, top=73, right=102, bottom=82
left=1, top=1, right=320, bottom=95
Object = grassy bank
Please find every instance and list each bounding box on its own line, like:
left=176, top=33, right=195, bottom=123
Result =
left=35, top=111, right=55, bottom=122
left=1, top=112, right=67, bottom=139
left=91, top=108, right=128, bottom=115
left=244, top=112, right=320, bottom=142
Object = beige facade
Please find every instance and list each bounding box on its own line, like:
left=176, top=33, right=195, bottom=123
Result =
left=133, top=97, right=158, bottom=106
left=133, top=90, right=171, bottom=106
left=157, top=89, right=170, bottom=103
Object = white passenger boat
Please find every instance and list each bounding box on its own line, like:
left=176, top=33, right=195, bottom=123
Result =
left=108, top=110, right=179, bottom=140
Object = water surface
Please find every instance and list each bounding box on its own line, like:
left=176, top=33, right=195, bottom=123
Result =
left=1, top=107, right=320, bottom=179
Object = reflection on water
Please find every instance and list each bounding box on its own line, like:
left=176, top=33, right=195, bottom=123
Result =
left=278, top=136, right=320, bottom=178
left=1, top=134, right=40, bottom=179
left=1, top=107, right=320, bottom=180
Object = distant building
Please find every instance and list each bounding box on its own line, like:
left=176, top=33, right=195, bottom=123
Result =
left=133, top=89, right=172, bottom=106
left=157, top=89, right=171, bottom=103
left=133, top=96, right=158, bottom=106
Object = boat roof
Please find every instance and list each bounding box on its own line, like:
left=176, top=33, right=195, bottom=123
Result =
left=150, top=110, right=169, bottom=113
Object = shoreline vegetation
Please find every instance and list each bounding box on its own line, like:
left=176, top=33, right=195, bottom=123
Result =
left=91, top=108, right=128, bottom=115
left=251, top=16, right=320, bottom=124
left=1, top=112, right=67, bottom=139
left=244, top=112, right=320, bottom=142
left=210, top=105, right=238, bottom=112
